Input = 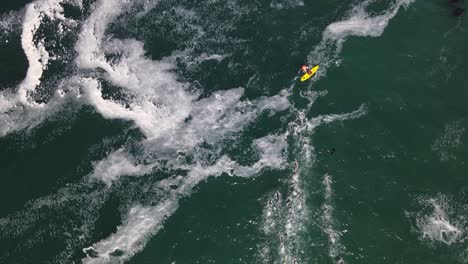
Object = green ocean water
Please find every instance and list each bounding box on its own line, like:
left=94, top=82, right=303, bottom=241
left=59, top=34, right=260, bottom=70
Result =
left=0, top=0, right=467, bottom=264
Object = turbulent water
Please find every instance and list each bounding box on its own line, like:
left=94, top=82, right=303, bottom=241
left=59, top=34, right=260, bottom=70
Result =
left=0, top=0, right=467, bottom=263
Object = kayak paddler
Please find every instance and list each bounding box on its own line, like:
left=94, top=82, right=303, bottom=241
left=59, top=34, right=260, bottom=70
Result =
left=301, top=64, right=311, bottom=74
left=299, top=64, right=319, bottom=82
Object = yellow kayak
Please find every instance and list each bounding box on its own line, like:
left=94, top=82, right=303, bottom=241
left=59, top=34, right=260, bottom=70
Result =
left=300, top=65, right=319, bottom=82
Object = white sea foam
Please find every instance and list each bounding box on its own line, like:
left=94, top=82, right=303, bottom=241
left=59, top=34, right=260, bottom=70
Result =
left=0, top=0, right=83, bottom=137
left=0, top=85, right=82, bottom=137
left=0, top=10, right=22, bottom=36
left=82, top=201, right=178, bottom=264
left=307, top=0, right=415, bottom=80
left=304, top=104, right=367, bottom=133
left=324, top=0, right=414, bottom=39
left=410, top=195, right=466, bottom=246
left=0, top=92, right=15, bottom=113
left=200, top=54, right=228, bottom=62
left=258, top=159, right=306, bottom=263
left=83, top=133, right=288, bottom=263
left=74, top=0, right=211, bottom=141
left=270, top=0, right=304, bottom=10
left=91, top=149, right=154, bottom=186
left=72, top=7, right=289, bottom=251
left=281, top=164, right=307, bottom=263
left=71, top=4, right=293, bottom=230
left=86, top=82, right=290, bottom=185
left=134, top=0, right=162, bottom=16
left=233, top=133, right=289, bottom=177
left=17, top=0, right=67, bottom=105
left=258, top=191, right=284, bottom=263
left=75, top=0, right=130, bottom=72
left=322, top=174, right=346, bottom=263
left=431, top=121, right=465, bottom=161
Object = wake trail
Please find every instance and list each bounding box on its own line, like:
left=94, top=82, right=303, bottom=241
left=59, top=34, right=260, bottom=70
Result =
left=259, top=0, right=415, bottom=263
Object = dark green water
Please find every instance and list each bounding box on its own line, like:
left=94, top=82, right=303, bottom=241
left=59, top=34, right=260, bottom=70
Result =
left=0, top=0, right=467, bottom=263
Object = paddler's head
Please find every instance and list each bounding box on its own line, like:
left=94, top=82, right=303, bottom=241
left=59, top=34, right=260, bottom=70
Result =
left=301, top=64, right=308, bottom=72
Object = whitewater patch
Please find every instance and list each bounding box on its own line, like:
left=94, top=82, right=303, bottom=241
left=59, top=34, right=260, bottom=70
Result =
left=0, top=84, right=82, bottom=137
left=82, top=201, right=178, bottom=264
left=0, top=0, right=83, bottom=137
left=258, top=191, right=285, bottom=263
left=407, top=194, right=467, bottom=246
left=322, top=174, right=347, bottom=263
left=0, top=10, right=22, bottom=38
left=431, top=121, right=465, bottom=161
left=74, top=0, right=292, bottom=185
left=86, top=85, right=290, bottom=186
left=90, top=148, right=154, bottom=186
left=74, top=0, right=130, bottom=72
left=324, top=0, right=414, bottom=39
left=70, top=1, right=295, bottom=261
left=17, top=0, right=69, bottom=104
left=83, top=133, right=289, bottom=264
left=270, top=0, right=304, bottom=10
left=307, top=0, right=415, bottom=80
left=281, top=162, right=307, bottom=264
